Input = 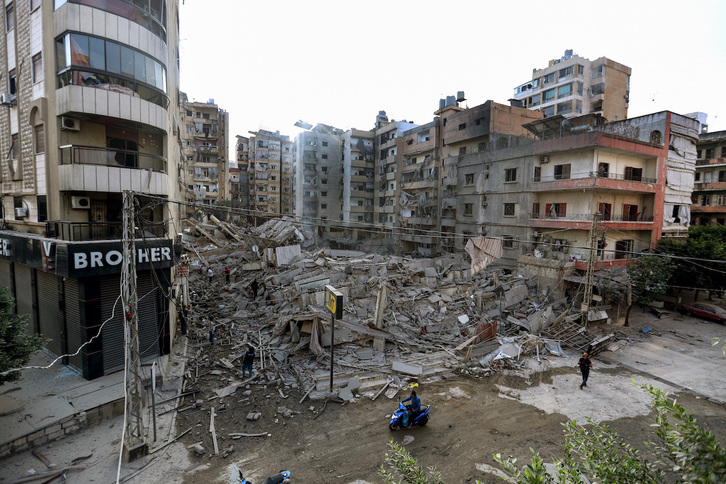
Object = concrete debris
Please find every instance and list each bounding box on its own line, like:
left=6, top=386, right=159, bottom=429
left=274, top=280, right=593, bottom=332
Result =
left=179, top=216, right=622, bottom=411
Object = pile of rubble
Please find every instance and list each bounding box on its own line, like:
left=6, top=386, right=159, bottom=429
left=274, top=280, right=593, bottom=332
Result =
left=178, top=217, right=615, bottom=403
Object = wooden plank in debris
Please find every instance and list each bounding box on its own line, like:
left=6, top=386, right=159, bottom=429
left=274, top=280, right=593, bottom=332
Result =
left=210, top=407, right=219, bottom=455
left=32, top=449, right=54, bottom=469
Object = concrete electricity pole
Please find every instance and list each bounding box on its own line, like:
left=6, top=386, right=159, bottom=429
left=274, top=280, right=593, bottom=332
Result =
left=122, top=191, right=148, bottom=460
left=581, top=212, right=601, bottom=328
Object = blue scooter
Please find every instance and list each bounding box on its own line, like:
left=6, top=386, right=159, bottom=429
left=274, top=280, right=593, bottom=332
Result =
left=239, top=470, right=291, bottom=484
left=388, top=401, right=430, bottom=430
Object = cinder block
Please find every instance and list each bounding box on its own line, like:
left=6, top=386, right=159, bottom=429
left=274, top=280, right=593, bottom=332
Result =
left=45, top=424, right=62, bottom=435
left=47, top=430, right=64, bottom=441
left=64, top=424, right=80, bottom=434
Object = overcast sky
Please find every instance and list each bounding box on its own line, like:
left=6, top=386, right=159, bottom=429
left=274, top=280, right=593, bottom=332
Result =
left=179, top=0, right=726, bottom=157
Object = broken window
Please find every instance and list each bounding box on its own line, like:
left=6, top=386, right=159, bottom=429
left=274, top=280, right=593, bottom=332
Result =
left=533, top=166, right=541, bottom=182
left=505, top=168, right=517, bottom=182
left=504, top=203, right=515, bottom=216
left=529, top=94, right=540, bottom=107
left=706, top=148, right=714, bottom=159
left=545, top=203, right=567, bottom=218
left=624, top=166, right=643, bottom=181
left=623, top=204, right=639, bottom=221
left=559, top=66, right=574, bottom=78
left=458, top=123, right=466, bottom=131
left=557, top=102, right=572, bottom=115
left=465, top=173, right=474, bottom=185
left=543, top=73, right=555, bottom=84
left=532, top=202, right=540, bottom=218
left=614, top=239, right=634, bottom=259
left=464, top=203, right=473, bottom=216
left=598, top=202, right=612, bottom=220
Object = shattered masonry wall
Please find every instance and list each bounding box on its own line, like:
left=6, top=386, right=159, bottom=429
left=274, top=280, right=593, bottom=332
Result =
left=517, top=255, right=575, bottom=299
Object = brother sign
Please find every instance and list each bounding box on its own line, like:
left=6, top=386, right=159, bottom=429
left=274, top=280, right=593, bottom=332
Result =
left=74, top=246, right=172, bottom=270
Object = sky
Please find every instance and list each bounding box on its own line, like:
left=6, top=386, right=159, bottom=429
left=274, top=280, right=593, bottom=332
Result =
left=179, top=0, right=726, bottom=161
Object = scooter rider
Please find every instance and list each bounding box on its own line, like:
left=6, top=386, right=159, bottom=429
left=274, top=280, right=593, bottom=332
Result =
left=402, top=390, right=421, bottom=418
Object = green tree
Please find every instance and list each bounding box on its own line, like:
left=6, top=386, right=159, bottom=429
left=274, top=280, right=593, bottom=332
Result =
left=379, top=440, right=446, bottom=484
left=0, top=287, right=46, bottom=385
left=624, top=254, right=675, bottom=325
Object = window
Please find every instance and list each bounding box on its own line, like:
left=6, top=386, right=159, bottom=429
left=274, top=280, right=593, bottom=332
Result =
left=701, top=195, right=710, bottom=206
left=322, top=141, right=328, bottom=147
left=532, top=202, right=540, bottom=218
left=505, top=168, right=517, bottom=182
left=615, top=240, right=634, bottom=259
left=577, top=65, right=584, bottom=75
left=694, top=172, right=700, bottom=182
left=37, top=195, right=47, bottom=222
left=475, top=118, right=482, bottom=126
left=545, top=203, right=567, bottom=218
left=407, top=139, right=413, bottom=145
left=623, top=204, right=639, bottom=221
left=321, top=204, right=327, bottom=209
left=321, top=191, right=327, bottom=197
left=458, top=123, right=466, bottom=131
left=624, top=166, right=643, bottom=181
left=459, top=147, right=467, bottom=155
left=322, top=154, right=328, bottom=159
left=598, top=202, right=612, bottom=220
left=478, top=142, right=487, bottom=152
left=533, top=166, right=541, bottom=182
left=34, top=125, right=44, bottom=153
left=502, top=236, right=516, bottom=249
left=557, top=102, right=572, bottom=115
left=543, top=73, right=555, bottom=84
left=557, top=83, right=572, bottom=99
left=719, top=171, right=726, bottom=182
left=598, top=162, right=609, bottom=177
left=554, top=164, right=571, bottom=180
left=542, top=105, right=555, bottom=117
left=592, top=65, right=604, bottom=78
left=504, top=203, right=515, bottom=216
left=529, top=94, right=540, bottom=107
left=575, top=100, right=582, bottom=113
left=465, top=173, right=474, bottom=185
left=9, top=69, right=16, bottom=95
left=10, top=134, right=18, bottom=159
left=705, top=148, right=714, bottom=159
left=31, top=0, right=42, bottom=10
left=6, top=3, right=14, bottom=32
left=559, top=66, right=574, bottom=78
left=543, top=89, right=555, bottom=103
left=464, top=203, right=473, bottom=216
left=721, top=147, right=726, bottom=158
left=32, top=54, right=43, bottom=83
left=577, top=82, right=583, bottom=96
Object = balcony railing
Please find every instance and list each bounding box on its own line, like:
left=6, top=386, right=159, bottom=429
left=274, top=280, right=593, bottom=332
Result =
left=57, top=69, right=169, bottom=109
left=533, top=171, right=656, bottom=184
left=60, top=145, right=167, bottom=173
left=530, top=212, right=654, bottom=222
left=45, top=221, right=166, bottom=241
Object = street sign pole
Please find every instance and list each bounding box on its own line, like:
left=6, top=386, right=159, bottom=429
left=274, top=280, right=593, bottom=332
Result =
left=324, top=285, right=343, bottom=393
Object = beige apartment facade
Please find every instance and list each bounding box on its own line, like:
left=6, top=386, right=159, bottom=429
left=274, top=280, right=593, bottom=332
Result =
left=513, top=50, right=631, bottom=122
left=246, top=129, right=292, bottom=223
left=180, top=97, right=229, bottom=217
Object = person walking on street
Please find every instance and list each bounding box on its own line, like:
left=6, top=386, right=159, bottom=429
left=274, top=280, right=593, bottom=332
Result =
left=578, top=352, right=592, bottom=389
left=242, top=345, right=256, bottom=379
left=207, top=267, right=213, bottom=283
left=208, top=315, right=216, bottom=346
left=224, top=267, right=231, bottom=284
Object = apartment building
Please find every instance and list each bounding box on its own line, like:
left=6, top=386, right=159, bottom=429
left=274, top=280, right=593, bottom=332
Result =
left=512, top=50, right=631, bottom=122
left=180, top=96, right=229, bottom=217
left=246, top=130, right=293, bottom=224
left=456, top=111, right=698, bottom=269
left=340, top=128, right=375, bottom=236
left=373, top=112, right=417, bottom=236
left=692, top=130, right=726, bottom=226
left=0, top=0, right=182, bottom=379
left=293, top=124, right=343, bottom=236
left=234, top=135, right=249, bottom=215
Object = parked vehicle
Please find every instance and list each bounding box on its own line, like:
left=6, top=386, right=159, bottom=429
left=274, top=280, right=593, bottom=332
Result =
left=680, top=302, right=726, bottom=324
left=389, top=401, right=430, bottom=430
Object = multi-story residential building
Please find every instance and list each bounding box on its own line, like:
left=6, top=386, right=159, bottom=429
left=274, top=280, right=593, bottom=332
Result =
left=512, top=50, right=631, bottom=122
left=293, top=124, right=343, bottom=236
left=692, top=130, right=726, bottom=226
left=0, top=0, right=182, bottom=379
left=456, top=110, right=698, bottom=270
left=180, top=96, right=229, bottom=217
left=373, top=112, right=417, bottom=236
left=234, top=135, right=249, bottom=215
left=246, top=130, right=293, bottom=223
left=340, top=128, right=375, bottom=235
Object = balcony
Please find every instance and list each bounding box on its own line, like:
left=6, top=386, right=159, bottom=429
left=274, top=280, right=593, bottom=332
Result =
left=694, top=181, right=726, bottom=191
left=60, top=145, right=167, bottom=172
left=530, top=212, right=654, bottom=230
left=533, top=170, right=657, bottom=192
left=696, top=158, right=726, bottom=166
left=45, top=221, right=165, bottom=241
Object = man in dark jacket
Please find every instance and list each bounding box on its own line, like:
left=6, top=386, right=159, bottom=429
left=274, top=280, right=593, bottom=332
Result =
left=242, top=345, right=256, bottom=379
left=578, top=352, right=592, bottom=389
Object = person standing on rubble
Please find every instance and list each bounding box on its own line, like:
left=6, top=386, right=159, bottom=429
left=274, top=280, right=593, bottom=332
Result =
left=242, top=345, right=256, bottom=379
left=224, top=266, right=231, bottom=284
left=250, top=279, right=259, bottom=299
left=578, top=352, right=592, bottom=389
left=208, top=315, right=216, bottom=346
left=207, top=267, right=214, bottom=284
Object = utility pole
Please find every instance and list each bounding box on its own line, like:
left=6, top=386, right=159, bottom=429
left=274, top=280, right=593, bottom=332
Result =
left=122, top=191, right=148, bottom=461
left=581, top=213, right=600, bottom=328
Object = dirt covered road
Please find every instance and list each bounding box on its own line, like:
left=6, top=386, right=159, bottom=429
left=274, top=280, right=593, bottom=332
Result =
left=176, top=333, right=726, bottom=484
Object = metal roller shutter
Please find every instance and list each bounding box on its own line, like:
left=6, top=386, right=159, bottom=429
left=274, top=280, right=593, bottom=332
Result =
left=14, top=265, right=34, bottom=337
left=100, top=275, right=124, bottom=373
left=137, top=271, right=160, bottom=359
left=37, top=271, right=62, bottom=357
left=65, top=279, right=83, bottom=372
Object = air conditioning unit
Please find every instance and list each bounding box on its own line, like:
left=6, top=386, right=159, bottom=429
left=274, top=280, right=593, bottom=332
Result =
left=61, top=117, right=80, bottom=131
left=15, top=207, right=28, bottom=218
left=540, top=156, right=550, bottom=163
left=0, top=92, right=16, bottom=106
left=71, top=196, right=91, bottom=209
